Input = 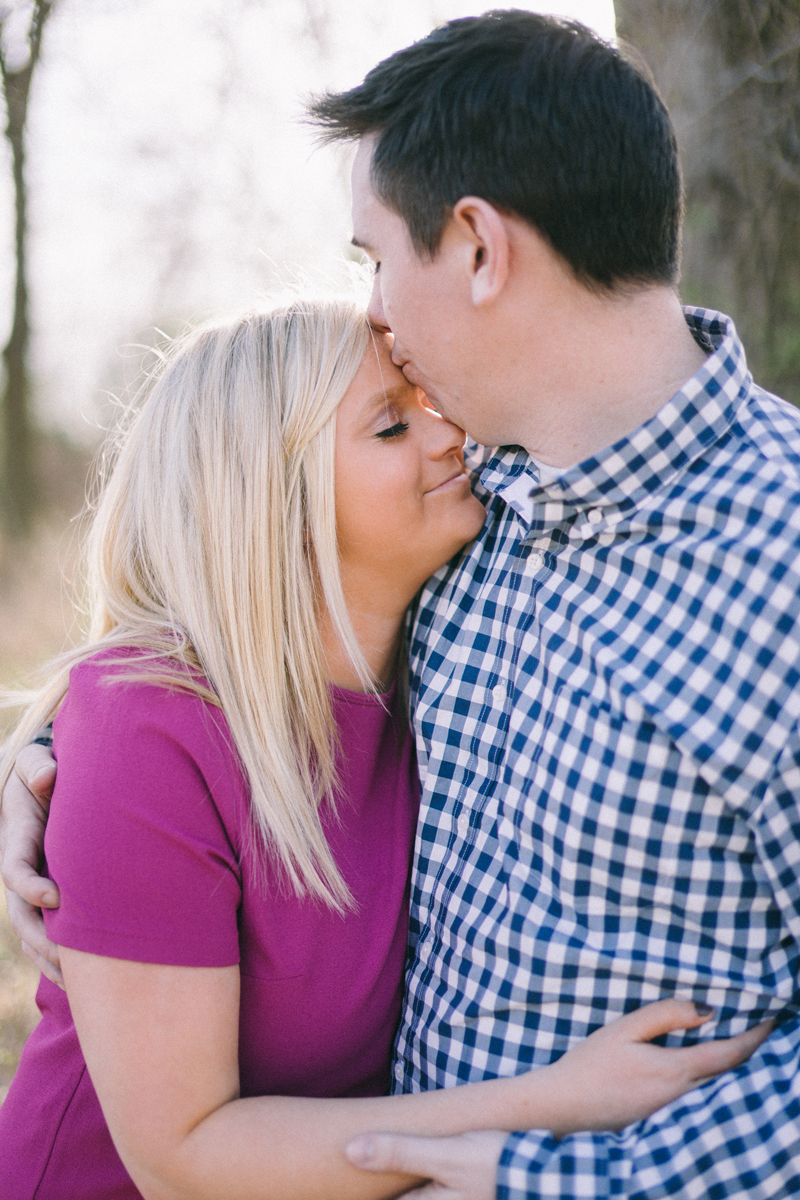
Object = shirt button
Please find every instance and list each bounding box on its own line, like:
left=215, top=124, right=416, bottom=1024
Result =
left=528, top=550, right=544, bottom=571
left=394, top=1061, right=404, bottom=1082
left=492, top=683, right=506, bottom=704
left=457, top=812, right=469, bottom=837
left=587, top=508, right=603, bottom=525
left=419, top=941, right=430, bottom=962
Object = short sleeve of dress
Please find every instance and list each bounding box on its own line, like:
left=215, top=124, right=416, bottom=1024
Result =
left=43, top=656, right=244, bottom=967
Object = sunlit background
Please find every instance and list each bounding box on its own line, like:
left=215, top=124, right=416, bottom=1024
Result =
left=2, top=0, right=798, bottom=1105
left=1, top=0, right=615, bottom=440
left=0, top=0, right=615, bottom=1100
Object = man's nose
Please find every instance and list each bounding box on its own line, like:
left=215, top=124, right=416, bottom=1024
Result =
left=367, top=273, right=390, bottom=333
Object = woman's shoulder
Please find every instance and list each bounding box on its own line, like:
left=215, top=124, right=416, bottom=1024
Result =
left=66, top=645, right=213, bottom=707
left=68, top=644, right=205, bottom=684
left=46, top=647, right=245, bottom=966
left=58, top=646, right=233, bottom=768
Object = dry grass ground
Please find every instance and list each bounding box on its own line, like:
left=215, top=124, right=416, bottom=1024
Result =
left=0, top=436, right=93, bottom=1104
left=0, top=889, right=41, bottom=1105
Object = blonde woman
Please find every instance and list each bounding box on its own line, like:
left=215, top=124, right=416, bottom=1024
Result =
left=0, top=298, right=766, bottom=1200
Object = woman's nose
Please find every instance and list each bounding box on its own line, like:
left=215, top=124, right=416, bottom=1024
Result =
left=423, top=406, right=467, bottom=458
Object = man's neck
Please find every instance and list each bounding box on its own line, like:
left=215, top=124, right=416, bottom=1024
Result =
left=517, top=287, right=709, bottom=468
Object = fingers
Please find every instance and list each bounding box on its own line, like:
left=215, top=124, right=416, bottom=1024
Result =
left=14, top=743, right=58, bottom=805
left=398, top=1188, right=452, bottom=1199
left=677, top=1018, right=775, bottom=1081
left=0, top=755, right=60, bottom=908
left=347, top=1131, right=444, bottom=1176
left=0, top=745, right=62, bottom=985
left=1, top=847, right=60, bottom=908
left=346, top=1129, right=505, bottom=1200
left=5, top=889, right=63, bottom=983
left=20, top=938, right=65, bottom=989
left=603, top=997, right=714, bottom=1044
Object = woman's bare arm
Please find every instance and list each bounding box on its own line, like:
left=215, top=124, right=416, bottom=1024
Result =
left=61, top=948, right=771, bottom=1200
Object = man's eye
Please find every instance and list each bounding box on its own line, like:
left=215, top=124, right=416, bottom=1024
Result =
left=375, top=421, right=409, bottom=441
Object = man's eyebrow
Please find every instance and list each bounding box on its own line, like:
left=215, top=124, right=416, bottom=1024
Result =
left=351, top=235, right=371, bottom=252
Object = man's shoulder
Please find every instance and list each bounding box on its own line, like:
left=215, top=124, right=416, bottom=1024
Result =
left=735, top=382, right=800, bottom=480
left=595, top=387, right=800, bottom=790
left=654, top=382, right=800, bottom=542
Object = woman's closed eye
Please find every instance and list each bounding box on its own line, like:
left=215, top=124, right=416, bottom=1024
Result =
left=375, top=420, right=409, bottom=441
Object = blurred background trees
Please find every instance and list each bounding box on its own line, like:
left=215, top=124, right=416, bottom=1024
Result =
left=0, top=1, right=795, bottom=550
left=0, top=0, right=617, bottom=1103
left=0, top=0, right=53, bottom=536
left=616, top=0, right=800, bottom=404
left=0, top=0, right=799, bottom=1102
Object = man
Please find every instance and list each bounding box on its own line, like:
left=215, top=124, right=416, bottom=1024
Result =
left=4, top=12, right=800, bottom=1198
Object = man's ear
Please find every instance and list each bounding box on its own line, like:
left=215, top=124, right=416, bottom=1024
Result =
left=452, top=196, right=510, bottom=307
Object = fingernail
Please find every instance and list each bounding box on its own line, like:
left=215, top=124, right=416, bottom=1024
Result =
left=694, top=1002, right=714, bottom=1017
left=346, top=1135, right=374, bottom=1166
left=32, top=766, right=53, bottom=783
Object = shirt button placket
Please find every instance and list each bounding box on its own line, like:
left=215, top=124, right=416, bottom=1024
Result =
left=579, top=507, right=605, bottom=538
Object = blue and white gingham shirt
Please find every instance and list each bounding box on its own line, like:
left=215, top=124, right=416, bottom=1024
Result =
left=395, top=309, right=800, bottom=1198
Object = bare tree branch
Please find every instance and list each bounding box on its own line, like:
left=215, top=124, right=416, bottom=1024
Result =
left=0, top=0, right=55, bottom=536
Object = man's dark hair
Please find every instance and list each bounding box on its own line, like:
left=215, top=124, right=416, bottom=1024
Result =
left=308, top=10, right=682, bottom=291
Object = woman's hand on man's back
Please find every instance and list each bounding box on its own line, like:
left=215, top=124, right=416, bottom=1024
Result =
left=541, top=997, right=774, bottom=1137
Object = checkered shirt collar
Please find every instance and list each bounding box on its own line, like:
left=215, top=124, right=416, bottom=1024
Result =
left=480, top=307, right=753, bottom=538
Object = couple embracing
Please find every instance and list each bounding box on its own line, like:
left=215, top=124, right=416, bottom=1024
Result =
left=2, top=12, right=800, bottom=1199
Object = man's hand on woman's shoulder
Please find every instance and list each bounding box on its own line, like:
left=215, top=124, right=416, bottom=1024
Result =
left=0, top=743, right=63, bottom=986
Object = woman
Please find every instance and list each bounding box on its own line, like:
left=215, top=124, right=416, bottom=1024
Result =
left=0, top=296, right=766, bottom=1200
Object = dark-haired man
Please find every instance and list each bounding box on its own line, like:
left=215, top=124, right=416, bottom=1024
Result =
left=5, top=12, right=800, bottom=1199
left=309, top=12, right=800, bottom=1198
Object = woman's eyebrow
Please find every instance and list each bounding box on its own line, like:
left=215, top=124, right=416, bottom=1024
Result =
left=363, top=383, right=409, bottom=413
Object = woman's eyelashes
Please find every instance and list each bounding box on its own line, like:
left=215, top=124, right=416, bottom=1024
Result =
left=375, top=420, right=410, bottom=441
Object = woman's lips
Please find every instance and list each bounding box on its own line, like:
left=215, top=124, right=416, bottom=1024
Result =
left=425, top=470, right=469, bottom=495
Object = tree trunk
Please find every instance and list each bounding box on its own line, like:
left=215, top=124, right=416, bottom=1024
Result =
left=3, top=110, right=32, bottom=536
left=0, top=0, right=53, bottom=536
left=614, top=0, right=800, bottom=404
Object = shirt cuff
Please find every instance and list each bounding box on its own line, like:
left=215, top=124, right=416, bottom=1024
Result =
left=497, top=1129, right=627, bottom=1200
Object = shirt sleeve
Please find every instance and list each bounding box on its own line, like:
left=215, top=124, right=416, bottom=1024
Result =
left=496, top=729, right=800, bottom=1199
left=43, top=658, right=243, bottom=967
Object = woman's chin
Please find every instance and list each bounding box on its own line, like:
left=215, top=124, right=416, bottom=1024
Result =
left=426, top=521, right=486, bottom=577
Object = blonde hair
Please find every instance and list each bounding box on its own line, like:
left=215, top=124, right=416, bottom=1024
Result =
left=1, top=296, right=375, bottom=911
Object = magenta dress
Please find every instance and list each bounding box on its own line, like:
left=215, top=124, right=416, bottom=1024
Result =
left=0, top=654, right=419, bottom=1200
